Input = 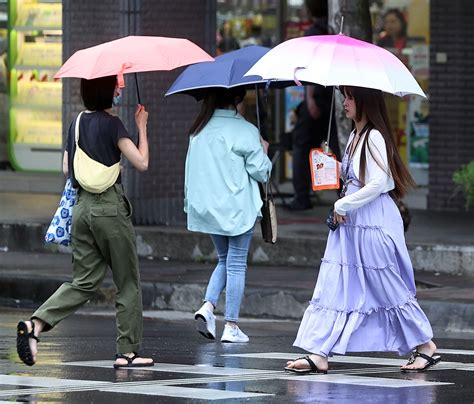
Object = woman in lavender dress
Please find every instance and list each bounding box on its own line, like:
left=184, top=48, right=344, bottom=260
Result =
left=285, top=86, right=440, bottom=374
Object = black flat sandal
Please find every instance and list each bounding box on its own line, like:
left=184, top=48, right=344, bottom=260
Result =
left=113, top=352, right=154, bottom=369
left=401, top=351, right=441, bottom=373
left=284, top=355, right=328, bottom=375
left=17, top=320, right=40, bottom=366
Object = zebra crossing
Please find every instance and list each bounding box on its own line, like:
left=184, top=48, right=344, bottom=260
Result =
left=1, top=350, right=472, bottom=401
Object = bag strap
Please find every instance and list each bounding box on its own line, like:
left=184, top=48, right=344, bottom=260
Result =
left=74, top=112, right=85, bottom=145
left=254, top=90, right=273, bottom=202
left=264, top=170, right=273, bottom=201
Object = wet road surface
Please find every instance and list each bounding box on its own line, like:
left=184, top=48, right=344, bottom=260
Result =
left=1, top=308, right=473, bottom=403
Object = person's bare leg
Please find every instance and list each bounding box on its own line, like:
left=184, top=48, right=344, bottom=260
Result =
left=400, top=340, right=437, bottom=370
left=286, top=354, right=328, bottom=372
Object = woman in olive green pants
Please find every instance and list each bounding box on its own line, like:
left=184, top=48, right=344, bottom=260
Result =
left=16, top=76, right=153, bottom=368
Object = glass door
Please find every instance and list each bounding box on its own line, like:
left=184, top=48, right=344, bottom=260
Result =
left=8, top=0, right=62, bottom=171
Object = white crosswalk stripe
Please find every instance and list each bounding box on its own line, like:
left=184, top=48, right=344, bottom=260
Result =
left=223, top=352, right=474, bottom=371
left=64, top=360, right=276, bottom=375
left=283, top=374, right=452, bottom=388
left=1, top=351, right=469, bottom=400
left=99, top=385, right=272, bottom=400
left=436, top=349, right=474, bottom=356
left=0, top=374, right=111, bottom=388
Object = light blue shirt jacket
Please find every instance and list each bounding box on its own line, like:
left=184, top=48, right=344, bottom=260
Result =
left=184, top=109, right=272, bottom=236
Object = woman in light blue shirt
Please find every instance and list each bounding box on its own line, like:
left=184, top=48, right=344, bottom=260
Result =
left=185, top=87, right=272, bottom=343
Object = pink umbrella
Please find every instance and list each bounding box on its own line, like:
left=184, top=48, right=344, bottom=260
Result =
left=54, top=35, right=214, bottom=101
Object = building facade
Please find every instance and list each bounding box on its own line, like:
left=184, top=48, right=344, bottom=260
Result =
left=0, top=0, right=471, bottom=226
left=428, top=0, right=473, bottom=211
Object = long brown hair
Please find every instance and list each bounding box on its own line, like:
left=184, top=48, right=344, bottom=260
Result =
left=340, top=85, right=415, bottom=199
left=188, top=87, right=246, bottom=135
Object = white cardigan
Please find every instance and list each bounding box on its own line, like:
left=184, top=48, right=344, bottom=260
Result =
left=334, top=129, right=395, bottom=216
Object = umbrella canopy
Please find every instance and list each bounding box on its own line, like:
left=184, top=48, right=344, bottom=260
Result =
left=245, top=34, right=425, bottom=98
left=165, top=45, right=301, bottom=100
left=54, top=35, right=214, bottom=87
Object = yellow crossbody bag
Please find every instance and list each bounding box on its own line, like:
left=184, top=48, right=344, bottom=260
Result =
left=73, top=111, right=121, bottom=194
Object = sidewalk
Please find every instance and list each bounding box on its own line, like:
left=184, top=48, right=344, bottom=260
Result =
left=0, top=189, right=473, bottom=334
left=1, top=190, right=473, bottom=274
left=1, top=251, right=473, bottom=335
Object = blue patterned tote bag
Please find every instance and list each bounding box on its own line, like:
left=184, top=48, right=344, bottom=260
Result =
left=45, top=178, right=77, bottom=246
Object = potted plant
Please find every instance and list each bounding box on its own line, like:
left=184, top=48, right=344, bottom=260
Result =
left=453, top=160, right=474, bottom=210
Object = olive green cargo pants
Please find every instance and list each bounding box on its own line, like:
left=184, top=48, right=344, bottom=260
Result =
left=32, top=184, right=143, bottom=354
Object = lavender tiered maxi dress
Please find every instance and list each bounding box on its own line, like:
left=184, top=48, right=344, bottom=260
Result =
left=294, top=157, right=433, bottom=356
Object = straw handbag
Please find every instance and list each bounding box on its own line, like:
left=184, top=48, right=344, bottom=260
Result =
left=259, top=181, right=277, bottom=244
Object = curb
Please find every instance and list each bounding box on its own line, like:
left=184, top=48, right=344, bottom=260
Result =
left=1, top=274, right=473, bottom=334
left=1, top=222, right=473, bottom=276
left=0, top=273, right=310, bottom=320
left=420, top=299, right=474, bottom=334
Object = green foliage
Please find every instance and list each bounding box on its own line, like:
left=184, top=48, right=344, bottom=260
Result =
left=453, top=161, right=474, bottom=210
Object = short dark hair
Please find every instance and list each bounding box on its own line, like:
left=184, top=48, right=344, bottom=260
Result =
left=80, top=75, right=116, bottom=111
left=305, top=0, right=328, bottom=19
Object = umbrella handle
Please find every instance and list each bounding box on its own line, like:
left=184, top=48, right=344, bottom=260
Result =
left=255, top=83, right=271, bottom=141
left=134, top=73, right=141, bottom=148
left=134, top=73, right=141, bottom=104
left=325, top=86, right=336, bottom=154
left=255, top=84, right=261, bottom=133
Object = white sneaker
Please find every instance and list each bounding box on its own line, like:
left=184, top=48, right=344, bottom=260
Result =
left=194, top=305, right=216, bottom=340
left=220, top=324, right=249, bottom=343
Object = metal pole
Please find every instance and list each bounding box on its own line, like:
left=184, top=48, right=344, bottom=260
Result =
left=134, top=73, right=141, bottom=104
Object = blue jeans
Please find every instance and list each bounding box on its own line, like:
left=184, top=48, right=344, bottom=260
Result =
left=204, top=225, right=255, bottom=322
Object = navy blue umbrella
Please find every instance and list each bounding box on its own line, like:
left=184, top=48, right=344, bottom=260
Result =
left=165, top=45, right=300, bottom=100
left=166, top=45, right=303, bottom=209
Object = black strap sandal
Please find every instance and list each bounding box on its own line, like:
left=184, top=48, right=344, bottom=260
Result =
left=401, top=350, right=441, bottom=373
left=16, top=320, right=40, bottom=366
left=284, top=355, right=328, bottom=374
left=113, top=352, right=154, bottom=369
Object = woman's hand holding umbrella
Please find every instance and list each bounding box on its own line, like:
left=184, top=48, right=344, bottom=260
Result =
left=118, top=104, right=149, bottom=172
left=133, top=104, right=149, bottom=165
left=135, top=104, right=148, bottom=132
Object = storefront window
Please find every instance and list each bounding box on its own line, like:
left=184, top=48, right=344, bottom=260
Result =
left=281, top=0, right=311, bottom=180
left=216, top=0, right=280, bottom=148
left=0, top=0, right=8, bottom=168
left=215, top=1, right=431, bottom=186
left=371, top=0, right=430, bottom=185
left=7, top=0, right=62, bottom=172
left=216, top=0, right=309, bottom=182
left=216, top=0, right=279, bottom=52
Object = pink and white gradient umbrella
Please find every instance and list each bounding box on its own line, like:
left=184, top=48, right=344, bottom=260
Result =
left=245, top=34, right=425, bottom=98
